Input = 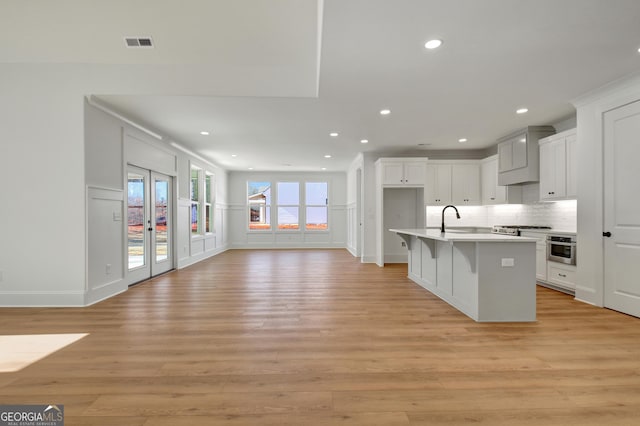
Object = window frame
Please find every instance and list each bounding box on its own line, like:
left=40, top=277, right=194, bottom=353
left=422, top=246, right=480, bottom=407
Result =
left=276, top=181, right=301, bottom=231
left=205, top=172, right=215, bottom=234
left=304, top=181, right=329, bottom=231
left=247, top=181, right=272, bottom=231
left=190, top=165, right=201, bottom=238
left=245, top=179, right=330, bottom=233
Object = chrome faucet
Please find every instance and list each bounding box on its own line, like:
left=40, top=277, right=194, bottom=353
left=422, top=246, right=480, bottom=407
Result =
left=441, top=205, right=461, bottom=233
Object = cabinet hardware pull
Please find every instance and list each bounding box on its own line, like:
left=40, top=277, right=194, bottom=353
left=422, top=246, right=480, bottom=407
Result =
left=603, top=231, right=612, bottom=237
left=559, top=273, right=566, bottom=277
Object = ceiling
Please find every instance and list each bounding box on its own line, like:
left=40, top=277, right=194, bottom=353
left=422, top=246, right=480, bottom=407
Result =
left=3, top=0, right=640, bottom=171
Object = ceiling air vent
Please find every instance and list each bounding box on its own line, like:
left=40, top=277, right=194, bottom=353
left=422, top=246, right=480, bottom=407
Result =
left=124, top=36, right=154, bottom=48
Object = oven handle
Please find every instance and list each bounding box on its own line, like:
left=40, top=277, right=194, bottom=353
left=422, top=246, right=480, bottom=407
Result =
left=547, top=241, right=576, bottom=247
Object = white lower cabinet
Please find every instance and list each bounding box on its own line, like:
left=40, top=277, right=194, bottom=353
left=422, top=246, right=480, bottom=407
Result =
left=520, top=232, right=547, bottom=281
left=546, top=262, right=576, bottom=291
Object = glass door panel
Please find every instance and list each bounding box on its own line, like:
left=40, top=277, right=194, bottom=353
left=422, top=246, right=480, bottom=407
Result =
left=127, top=172, right=147, bottom=271
left=126, top=167, right=173, bottom=285
left=153, top=176, right=170, bottom=265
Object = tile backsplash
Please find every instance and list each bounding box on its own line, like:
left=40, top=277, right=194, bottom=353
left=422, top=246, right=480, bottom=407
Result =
left=427, top=199, right=577, bottom=231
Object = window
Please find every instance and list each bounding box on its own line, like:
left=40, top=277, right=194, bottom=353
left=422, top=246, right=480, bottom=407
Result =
left=205, top=173, right=214, bottom=233
left=190, top=166, right=200, bottom=235
left=277, top=182, right=300, bottom=230
left=248, top=181, right=271, bottom=230
left=305, top=182, right=328, bottom=230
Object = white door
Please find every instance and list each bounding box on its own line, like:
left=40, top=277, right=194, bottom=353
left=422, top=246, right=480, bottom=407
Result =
left=126, top=166, right=174, bottom=285
left=603, top=99, right=640, bottom=317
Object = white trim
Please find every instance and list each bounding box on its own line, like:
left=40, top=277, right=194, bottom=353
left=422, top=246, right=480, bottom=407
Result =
left=170, top=142, right=220, bottom=169
left=177, top=246, right=229, bottom=269
left=572, top=71, right=640, bottom=108
left=84, top=280, right=128, bottom=306
left=86, top=95, right=163, bottom=140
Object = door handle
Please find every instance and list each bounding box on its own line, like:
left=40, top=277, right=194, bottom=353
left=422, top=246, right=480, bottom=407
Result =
left=603, top=231, right=612, bottom=237
left=148, top=227, right=153, bottom=232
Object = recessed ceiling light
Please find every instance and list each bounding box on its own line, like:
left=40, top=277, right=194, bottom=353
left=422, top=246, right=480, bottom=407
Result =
left=248, top=167, right=254, bottom=170
left=424, top=39, right=443, bottom=49
left=516, top=108, right=529, bottom=114
left=380, top=109, right=391, bottom=115
left=200, top=131, right=210, bottom=136
left=231, top=154, right=237, bottom=157
left=329, top=132, right=339, bottom=137
left=458, top=138, right=467, bottom=143
left=321, top=167, right=327, bottom=171
left=324, top=154, right=332, bottom=158
left=360, top=139, right=369, bottom=144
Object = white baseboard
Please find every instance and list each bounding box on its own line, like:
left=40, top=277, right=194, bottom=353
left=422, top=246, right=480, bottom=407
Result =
left=85, top=280, right=128, bottom=306
left=177, top=245, right=229, bottom=269
left=384, top=254, right=409, bottom=264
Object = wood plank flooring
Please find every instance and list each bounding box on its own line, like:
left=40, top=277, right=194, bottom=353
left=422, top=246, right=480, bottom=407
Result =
left=1, top=249, right=640, bottom=425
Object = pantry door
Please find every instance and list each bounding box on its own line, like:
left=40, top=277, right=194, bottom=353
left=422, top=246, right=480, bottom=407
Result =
left=126, top=166, right=173, bottom=285
left=603, top=99, right=640, bottom=317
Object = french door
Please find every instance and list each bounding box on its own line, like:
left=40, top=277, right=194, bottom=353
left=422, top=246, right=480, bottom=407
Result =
left=126, top=166, right=173, bottom=285
left=603, top=99, right=640, bottom=317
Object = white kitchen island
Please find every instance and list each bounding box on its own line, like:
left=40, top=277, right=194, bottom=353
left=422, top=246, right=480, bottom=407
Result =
left=390, top=229, right=538, bottom=322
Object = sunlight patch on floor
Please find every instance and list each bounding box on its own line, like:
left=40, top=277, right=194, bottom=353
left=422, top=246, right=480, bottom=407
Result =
left=0, top=333, right=88, bottom=373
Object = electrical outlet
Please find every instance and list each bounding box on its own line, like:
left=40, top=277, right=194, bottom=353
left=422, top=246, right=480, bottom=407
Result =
left=0, top=270, right=3, bottom=282
left=501, top=258, right=515, bottom=267
left=106, top=264, right=112, bottom=274
left=401, top=241, right=406, bottom=247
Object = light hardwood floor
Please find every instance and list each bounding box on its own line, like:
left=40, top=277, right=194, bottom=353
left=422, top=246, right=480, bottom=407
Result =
left=1, top=249, right=640, bottom=425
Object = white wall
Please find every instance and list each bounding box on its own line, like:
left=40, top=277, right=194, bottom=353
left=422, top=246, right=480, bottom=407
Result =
left=227, top=171, right=346, bottom=248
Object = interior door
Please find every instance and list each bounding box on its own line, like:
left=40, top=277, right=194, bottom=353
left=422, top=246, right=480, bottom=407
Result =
left=126, top=166, right=173, bottom=285
left=603, top=99, right=640, bottom=317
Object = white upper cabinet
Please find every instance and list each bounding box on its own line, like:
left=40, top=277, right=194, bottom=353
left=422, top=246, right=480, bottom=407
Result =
left=451, top=164, right=480, bottom=205
left=425, top=164, right=452, bottom=205
left=378, top=158, right=426, bottom=186
left=481, top=155, right=522, bottom=205
left=426, top=161, right=480, bottom=206
left=539, top=128, right=577, bottom=201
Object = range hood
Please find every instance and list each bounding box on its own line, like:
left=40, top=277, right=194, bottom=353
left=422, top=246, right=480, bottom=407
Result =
left=497, top=126, right=555, bottom=186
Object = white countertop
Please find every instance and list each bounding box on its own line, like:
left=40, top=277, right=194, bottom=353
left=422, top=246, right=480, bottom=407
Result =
left=390, top=228, right=538, bottom=242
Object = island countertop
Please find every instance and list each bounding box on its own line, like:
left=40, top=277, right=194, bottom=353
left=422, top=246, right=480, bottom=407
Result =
left=389, top=228, right=538, bottom=242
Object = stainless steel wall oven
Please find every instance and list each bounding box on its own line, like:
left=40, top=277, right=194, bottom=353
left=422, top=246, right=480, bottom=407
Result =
left=547, top=235, right=577, bottom=265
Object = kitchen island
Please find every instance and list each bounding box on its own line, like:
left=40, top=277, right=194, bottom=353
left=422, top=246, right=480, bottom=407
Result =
left=390, top=229, right=537, bottom=322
